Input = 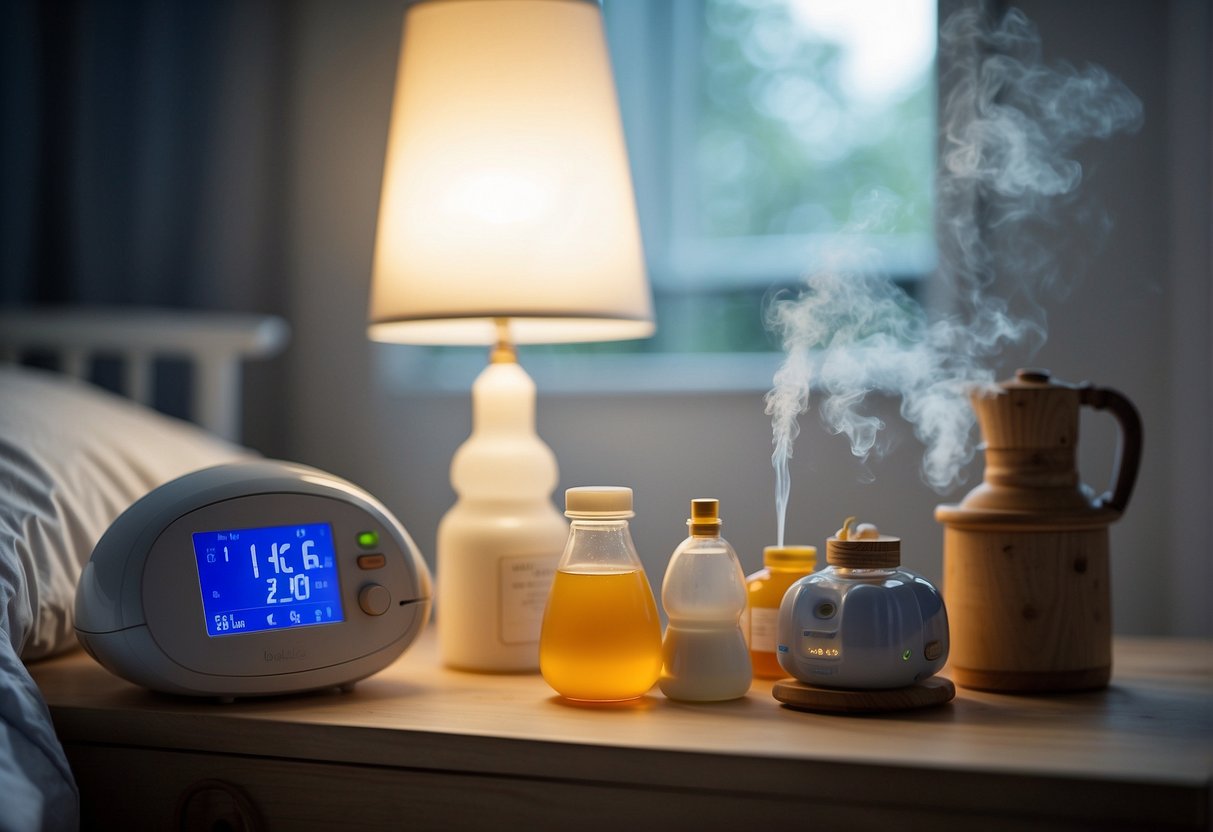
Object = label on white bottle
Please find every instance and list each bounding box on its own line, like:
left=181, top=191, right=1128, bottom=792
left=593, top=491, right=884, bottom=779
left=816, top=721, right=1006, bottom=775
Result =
left=499, top=555, right=558, bottom=645
left=749, top=607, right=778, bottom=653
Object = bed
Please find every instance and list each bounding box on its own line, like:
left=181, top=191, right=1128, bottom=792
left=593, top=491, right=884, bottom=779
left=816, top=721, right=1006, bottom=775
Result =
left=0, top=307, right=287, bottom=831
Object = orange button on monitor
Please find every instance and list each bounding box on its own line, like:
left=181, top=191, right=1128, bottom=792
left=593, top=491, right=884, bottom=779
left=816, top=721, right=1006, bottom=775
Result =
left=357, top=554, right=387, bottom=570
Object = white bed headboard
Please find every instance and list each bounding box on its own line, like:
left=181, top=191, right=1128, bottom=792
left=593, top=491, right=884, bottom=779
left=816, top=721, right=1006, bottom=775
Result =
left=0, top=307, right=289, bottom=442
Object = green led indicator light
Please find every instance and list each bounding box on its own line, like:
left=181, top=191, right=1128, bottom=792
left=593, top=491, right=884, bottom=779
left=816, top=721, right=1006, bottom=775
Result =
left=901, top=649, right=912, bottom=661
left=357, top=531, right=379, bottom=549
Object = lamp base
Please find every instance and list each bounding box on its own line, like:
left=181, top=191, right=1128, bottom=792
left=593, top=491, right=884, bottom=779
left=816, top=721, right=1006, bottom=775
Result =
left=437, top=502, right=567, bottom=672
left=436, top=356, right=567, bottom=672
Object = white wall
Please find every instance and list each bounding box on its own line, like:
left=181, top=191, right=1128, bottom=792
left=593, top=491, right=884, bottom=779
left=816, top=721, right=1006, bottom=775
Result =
left=280, top=0, right=1211, bottom=636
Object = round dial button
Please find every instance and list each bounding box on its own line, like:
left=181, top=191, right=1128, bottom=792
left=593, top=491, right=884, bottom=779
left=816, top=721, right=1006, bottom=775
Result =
left=358, top=584, right=391, bottom=616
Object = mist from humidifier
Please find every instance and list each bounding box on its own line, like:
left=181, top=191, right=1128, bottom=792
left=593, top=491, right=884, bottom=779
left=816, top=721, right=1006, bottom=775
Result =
left=765, top=7, right=1143, bottom=545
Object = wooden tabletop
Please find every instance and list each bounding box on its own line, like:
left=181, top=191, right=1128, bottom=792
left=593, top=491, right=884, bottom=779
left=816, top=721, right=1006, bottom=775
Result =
left=29, top=632, right=1213, bottom=829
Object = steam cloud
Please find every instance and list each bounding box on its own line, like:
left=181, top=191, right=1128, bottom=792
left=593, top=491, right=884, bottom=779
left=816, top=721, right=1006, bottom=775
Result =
left=765, top=7, right=1143, bottom=546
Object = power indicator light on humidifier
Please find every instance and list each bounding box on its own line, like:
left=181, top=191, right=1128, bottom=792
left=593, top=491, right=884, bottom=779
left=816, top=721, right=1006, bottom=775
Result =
left=901, top=649, right=912, bottom=661
left=357, top=531, right=379, bottom=549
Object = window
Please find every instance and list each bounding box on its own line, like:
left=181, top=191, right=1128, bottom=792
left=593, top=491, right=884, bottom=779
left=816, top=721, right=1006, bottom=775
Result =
left=379, top=0, right=937, bottom=392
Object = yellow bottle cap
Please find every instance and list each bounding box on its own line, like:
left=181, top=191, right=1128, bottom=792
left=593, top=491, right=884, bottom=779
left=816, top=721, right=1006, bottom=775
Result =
left=688, top=498, right=722, bottom=536
left=763, top=545, right=817, bottom=569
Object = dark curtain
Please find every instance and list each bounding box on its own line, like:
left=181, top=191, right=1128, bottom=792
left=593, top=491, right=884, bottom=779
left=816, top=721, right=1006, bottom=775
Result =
left=0, top=0, right=291, bottom=313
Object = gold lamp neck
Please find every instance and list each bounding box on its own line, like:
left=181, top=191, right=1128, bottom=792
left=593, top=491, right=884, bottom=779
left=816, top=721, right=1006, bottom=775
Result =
left=490, top=317, right=517, bottom=364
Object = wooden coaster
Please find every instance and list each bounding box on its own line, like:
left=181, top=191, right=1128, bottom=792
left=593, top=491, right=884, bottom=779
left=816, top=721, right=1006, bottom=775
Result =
left=772, top=676, right=955, bottom=714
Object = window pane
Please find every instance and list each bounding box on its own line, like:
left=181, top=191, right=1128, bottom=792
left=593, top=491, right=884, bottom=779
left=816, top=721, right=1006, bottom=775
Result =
left=691, top=0, right=937, bottom=244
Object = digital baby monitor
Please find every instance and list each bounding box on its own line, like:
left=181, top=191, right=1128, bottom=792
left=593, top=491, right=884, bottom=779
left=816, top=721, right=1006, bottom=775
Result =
left=76, top=460, right=432, bottom=699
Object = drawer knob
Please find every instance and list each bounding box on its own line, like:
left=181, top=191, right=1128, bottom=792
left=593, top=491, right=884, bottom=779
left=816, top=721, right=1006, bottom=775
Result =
left=176, top=778, right=262, bottom=832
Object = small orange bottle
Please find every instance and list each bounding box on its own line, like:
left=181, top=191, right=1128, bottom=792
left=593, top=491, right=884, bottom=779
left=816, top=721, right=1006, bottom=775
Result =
left=745, top=545, right=817, bottom=679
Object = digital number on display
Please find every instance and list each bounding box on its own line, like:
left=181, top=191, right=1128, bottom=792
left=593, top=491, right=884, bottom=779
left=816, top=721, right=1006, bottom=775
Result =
left=805, top=646, right=841, bottom=658
left=193, top=523, right=345, bottom=637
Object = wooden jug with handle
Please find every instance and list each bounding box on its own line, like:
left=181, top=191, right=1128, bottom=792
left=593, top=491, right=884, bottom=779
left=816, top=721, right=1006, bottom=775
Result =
left=935, top=368, right=1142, bottom=692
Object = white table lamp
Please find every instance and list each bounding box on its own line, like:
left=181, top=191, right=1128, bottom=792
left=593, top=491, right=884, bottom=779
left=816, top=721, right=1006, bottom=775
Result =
left=368, top=0, right=653, bottom=672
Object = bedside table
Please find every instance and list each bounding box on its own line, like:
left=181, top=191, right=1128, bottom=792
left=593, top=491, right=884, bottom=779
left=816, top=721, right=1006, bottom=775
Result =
left=28, top=631, right=1212, bottom=830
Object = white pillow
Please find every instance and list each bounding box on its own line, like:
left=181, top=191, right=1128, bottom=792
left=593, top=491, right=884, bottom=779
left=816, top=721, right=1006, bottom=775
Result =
left=0, top=366, right=251, bottom=661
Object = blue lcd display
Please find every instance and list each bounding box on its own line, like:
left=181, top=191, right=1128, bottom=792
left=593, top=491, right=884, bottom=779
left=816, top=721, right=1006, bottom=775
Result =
left=193, top=522, right=345, bottom=637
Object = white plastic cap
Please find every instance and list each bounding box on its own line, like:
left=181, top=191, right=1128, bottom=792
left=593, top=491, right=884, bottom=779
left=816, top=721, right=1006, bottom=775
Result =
left=565, top=486, right=635, bottom=519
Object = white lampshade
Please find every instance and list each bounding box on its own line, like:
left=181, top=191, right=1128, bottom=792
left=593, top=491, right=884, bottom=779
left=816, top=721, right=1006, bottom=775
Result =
left=368, top=0, right=654, bottom=346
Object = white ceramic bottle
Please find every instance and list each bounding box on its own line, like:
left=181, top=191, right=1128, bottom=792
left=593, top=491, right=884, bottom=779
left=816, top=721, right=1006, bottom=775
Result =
left=659, top=499, right=752, bottom=701
left=436, top=352, right=568, bottom=671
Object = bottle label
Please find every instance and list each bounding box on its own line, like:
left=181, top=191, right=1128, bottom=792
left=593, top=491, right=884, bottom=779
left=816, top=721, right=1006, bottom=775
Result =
left=499, top=554, right=558, bottom=645
left=749, top=607, right=778, bottom=653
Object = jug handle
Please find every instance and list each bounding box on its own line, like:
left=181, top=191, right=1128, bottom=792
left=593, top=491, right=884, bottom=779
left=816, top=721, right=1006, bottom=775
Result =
left=1078, top=385, right=1143, bottom=514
